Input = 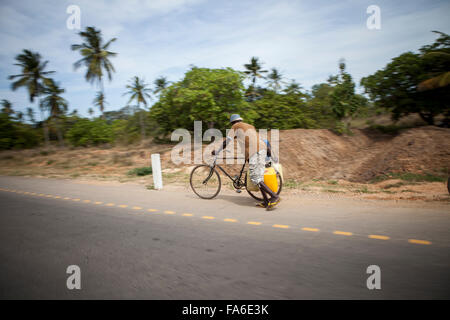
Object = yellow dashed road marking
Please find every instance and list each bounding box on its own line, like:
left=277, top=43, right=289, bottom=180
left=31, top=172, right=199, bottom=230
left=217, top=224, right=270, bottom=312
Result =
left=408, top=239, right=432, bottom=245
left=369, top=235, right=390, bottom=240
left=0, top=187, right=438, bottom=247
left=302, top=227, right=319, bottom=232
left=273, top=224, right=290, bottom=229
left=333, top=231, right=353, bottom=236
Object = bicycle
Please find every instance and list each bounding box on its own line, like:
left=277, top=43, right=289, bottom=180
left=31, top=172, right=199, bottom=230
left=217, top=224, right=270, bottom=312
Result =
left=189, top=153, right=282, bottom=201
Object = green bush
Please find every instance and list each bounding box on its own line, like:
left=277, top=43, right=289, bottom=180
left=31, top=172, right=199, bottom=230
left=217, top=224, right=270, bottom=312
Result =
left=66, top=118, right=114, bottom=146
left=0, top=114, right=40, bottom=149
left=127, top=167, right=152, bottom=176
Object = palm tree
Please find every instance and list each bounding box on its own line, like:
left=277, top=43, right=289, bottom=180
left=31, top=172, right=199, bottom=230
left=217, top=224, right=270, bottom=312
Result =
left=154, top=76, right=170, bottom=95
left=93, top=91, right=107, bottom=116
left=418, top=51, right=450, bottom=91
left=8, top=49, right=55, bottom=146
left=1, top=99, right=14, bottom=116
left=418, top=31, right=450, bottom=91
left=283, top=79, right=303, bottom=95
left=71, top=26, right=117, bottom=116
left=266, top=68, right=284, bottom=93
left=243, top=57, right=268, bottom=100
left=88, top=107, right=94, bottom=117
left=123, top=76, right=152, bottom=140
left=41, top=79, right=68, bottom=147
left=15, top=111, right=24, bottom=122
left=26, top=107, right=35, bottom=124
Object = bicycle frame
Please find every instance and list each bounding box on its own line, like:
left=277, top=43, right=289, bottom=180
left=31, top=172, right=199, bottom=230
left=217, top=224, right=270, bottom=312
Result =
left=208, top=156, right=247, bottom=187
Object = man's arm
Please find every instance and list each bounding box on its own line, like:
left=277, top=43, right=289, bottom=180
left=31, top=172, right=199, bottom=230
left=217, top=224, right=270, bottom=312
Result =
left=212, top=136, right=232, bottom=155
left=265, top=141, right=279, bottom=162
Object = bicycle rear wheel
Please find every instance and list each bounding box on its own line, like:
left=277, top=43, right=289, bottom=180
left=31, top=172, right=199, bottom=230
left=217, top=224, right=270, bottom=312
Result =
left=246, top=171, right=283, bottom=201
left=190, top=165, right=221, bottom=199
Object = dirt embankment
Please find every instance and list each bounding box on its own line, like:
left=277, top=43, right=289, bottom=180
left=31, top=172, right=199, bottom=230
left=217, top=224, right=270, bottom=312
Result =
left=276, top=126, right=449, bottom=182
left=0, top=126, right=449, bottom=202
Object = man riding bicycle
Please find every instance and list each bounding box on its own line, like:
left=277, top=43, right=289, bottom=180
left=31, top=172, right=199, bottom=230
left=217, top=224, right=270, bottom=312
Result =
left=212, top=114, right=280, bottom=210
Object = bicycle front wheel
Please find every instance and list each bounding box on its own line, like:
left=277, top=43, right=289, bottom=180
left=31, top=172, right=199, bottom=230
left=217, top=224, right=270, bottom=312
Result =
left=190, top=165, right=221, bottom=199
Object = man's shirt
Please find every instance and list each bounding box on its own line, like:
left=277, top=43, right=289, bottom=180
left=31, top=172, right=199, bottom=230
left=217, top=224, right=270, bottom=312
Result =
left=226, top=122, right=266, bottom=160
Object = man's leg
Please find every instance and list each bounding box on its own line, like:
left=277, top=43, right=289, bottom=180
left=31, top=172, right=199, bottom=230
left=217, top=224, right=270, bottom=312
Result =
left=256, top=186, right=269, bottom=207
left=258, top=181, right=279, bottom=203
left=249, top=151, right=268, bottom=207
left=250, top=150, right=280, bottom=208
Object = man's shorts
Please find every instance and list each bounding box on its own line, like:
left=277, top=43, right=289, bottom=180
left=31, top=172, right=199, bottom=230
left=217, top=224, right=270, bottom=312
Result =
left=249, top=150, right=266, bottom=185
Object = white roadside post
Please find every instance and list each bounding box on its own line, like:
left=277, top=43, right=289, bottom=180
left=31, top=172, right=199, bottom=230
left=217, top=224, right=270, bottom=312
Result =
left=151, top=153, right=163, bottom=190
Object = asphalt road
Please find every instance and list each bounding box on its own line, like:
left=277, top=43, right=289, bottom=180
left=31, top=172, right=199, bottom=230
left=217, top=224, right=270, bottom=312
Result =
left=0, top=176, right=449, bottom=299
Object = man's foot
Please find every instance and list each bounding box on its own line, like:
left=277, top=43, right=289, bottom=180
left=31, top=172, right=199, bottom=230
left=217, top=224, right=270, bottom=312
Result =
left=266, top=197, right=280, bottom=210
left=256, top=202, right=267, bottom=208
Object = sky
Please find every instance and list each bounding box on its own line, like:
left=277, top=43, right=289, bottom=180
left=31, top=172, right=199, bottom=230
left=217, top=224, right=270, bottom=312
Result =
left=0, top=0, right=449, bottom=118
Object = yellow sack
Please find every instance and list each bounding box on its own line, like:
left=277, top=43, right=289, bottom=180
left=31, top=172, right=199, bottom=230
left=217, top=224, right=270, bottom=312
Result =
left=246, top=169, right=259, bottom=191
left=264, top=167, right=279, bottom=193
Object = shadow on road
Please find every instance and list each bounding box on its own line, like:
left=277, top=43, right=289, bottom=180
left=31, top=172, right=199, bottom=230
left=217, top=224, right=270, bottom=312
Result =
left=218, top=193, right=259, bottom=207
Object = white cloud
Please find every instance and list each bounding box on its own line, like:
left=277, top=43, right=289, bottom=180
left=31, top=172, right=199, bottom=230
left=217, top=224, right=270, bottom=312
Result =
left=0, top=0, right=449, bottom=116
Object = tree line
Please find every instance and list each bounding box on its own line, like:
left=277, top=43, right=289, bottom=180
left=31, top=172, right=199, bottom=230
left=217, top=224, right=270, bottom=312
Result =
left=1, top=27, right=448, bottom=150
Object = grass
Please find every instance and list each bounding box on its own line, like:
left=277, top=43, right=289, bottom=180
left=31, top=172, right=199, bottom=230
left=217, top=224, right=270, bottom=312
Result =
left=355, top=186, right=377, bottom=194
left=324, top=189, right=343, bottom=193
left=283, top=179, right=302, bottom=189
left=162, top=171, right=189, bottom=184
left=367, top=122, right=423, bottom=135
left=40, top=150, right=55, bottom=156
left=111, top=153, right=134, bottom=166
left=127, top=166, right=153, bottom=176
left=383, top=182, right=407, bottom=189
left=371, top=172, right=447, bottom=184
